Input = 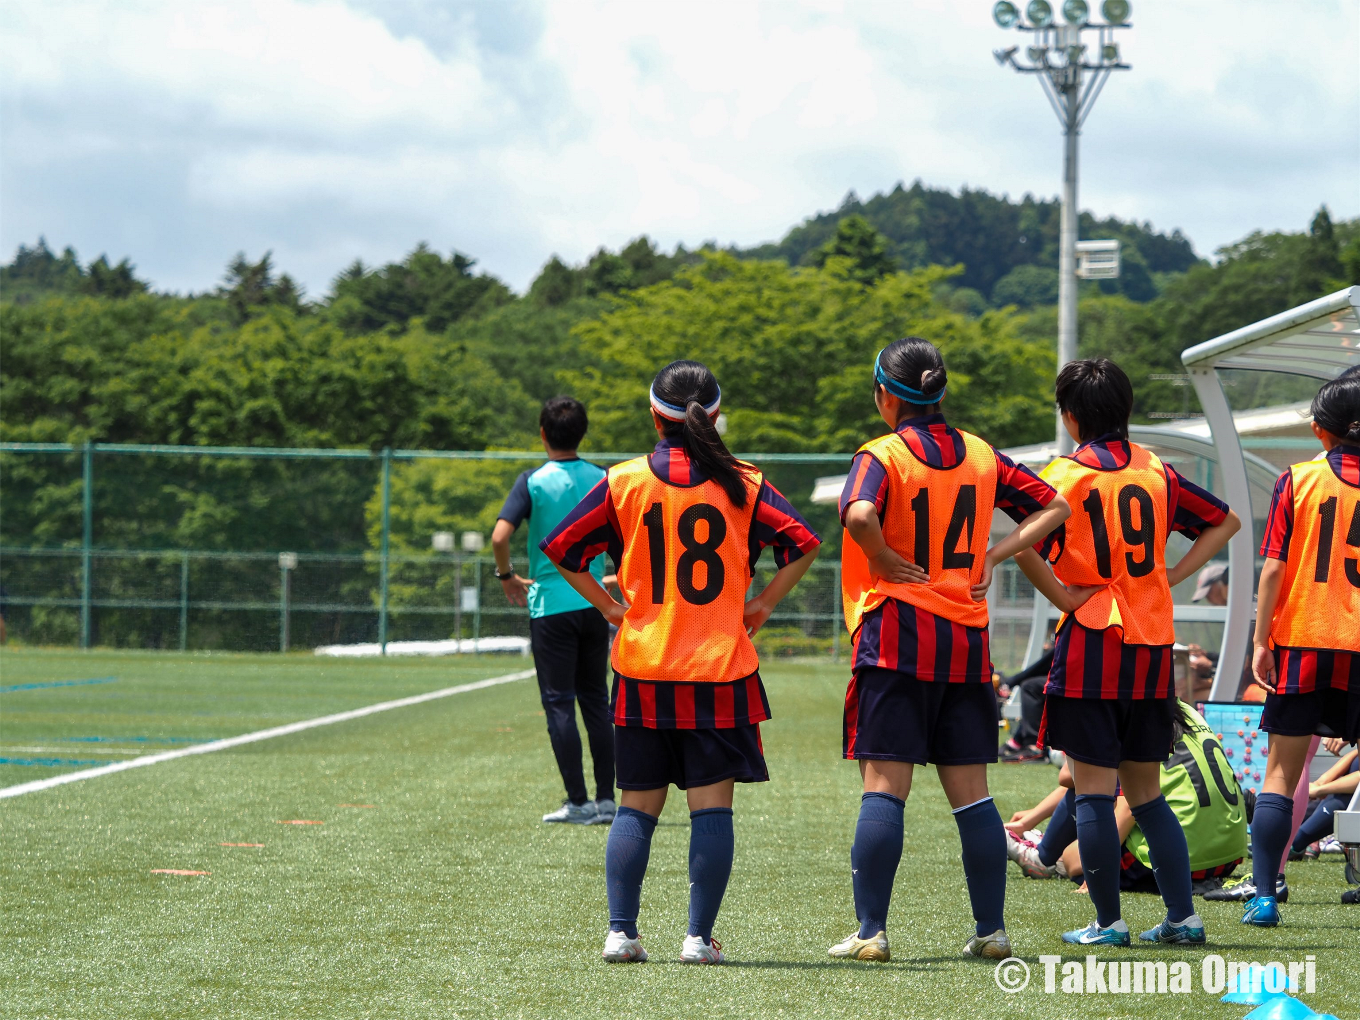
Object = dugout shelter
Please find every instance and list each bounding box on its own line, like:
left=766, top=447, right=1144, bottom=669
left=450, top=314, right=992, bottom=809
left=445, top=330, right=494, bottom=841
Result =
left=1182, top=286, right=1360, bottom=699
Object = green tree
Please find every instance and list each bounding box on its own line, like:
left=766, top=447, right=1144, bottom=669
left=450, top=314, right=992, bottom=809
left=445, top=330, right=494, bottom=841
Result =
left=808, top=215, right=898, bottom=285
left=327, top=244, right=511, bottom=333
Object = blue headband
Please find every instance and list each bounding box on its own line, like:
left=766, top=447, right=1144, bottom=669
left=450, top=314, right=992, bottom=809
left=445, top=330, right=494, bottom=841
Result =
left=874, top=350, right=945, bottom=404
left=650, top=383, right=721, bottom=421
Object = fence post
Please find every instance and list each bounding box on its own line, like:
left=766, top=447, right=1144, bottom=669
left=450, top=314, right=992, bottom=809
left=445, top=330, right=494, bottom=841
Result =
left=473, top=557, right=482, bottom=644
left=81, top=442, right=93, bottom=650
left=378, top=447, right=391, bottom=654
left=278, top=552, right=296, bottom=653
left=179, top=551, right=189, bottom=652
left=831, top=560, right=842, bottom=663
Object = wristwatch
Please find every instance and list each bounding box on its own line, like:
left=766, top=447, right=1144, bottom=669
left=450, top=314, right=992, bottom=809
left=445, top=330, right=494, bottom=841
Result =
left=495, top=564, right=515, bottom=580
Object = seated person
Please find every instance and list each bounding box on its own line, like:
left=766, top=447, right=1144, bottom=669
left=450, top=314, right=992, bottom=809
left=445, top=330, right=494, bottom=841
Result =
left=1005, top=702, right=1249, bottom=896
left=998, top=635, right=1055, bottom=763
left=1289, top=746, right=1359, bottom=860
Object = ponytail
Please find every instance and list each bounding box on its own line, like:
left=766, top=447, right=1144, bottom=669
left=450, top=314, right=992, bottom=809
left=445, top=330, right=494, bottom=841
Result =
left=650, top=360, right=751, bottom=507
left=875, top=337, right=947, bottom=420
left=1311, top=372, right=1360, bottom=444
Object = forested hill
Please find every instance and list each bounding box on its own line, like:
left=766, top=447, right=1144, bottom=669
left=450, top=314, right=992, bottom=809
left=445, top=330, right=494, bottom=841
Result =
left=739, top=179, right=1200, bottom=306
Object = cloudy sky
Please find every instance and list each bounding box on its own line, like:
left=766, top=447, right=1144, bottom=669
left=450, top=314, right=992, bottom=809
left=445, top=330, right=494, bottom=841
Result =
left=2, top=0, right=1357, bottom=296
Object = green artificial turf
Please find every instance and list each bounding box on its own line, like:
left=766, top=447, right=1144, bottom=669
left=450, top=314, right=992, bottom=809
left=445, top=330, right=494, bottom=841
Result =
left=0, top=649, right=1355, bottom=1019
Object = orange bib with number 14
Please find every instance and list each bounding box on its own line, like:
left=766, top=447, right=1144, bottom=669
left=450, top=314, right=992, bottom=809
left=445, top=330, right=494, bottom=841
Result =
left=842, top=428, right=998, bottom=635
left=608, top=457, right=763, bottom=684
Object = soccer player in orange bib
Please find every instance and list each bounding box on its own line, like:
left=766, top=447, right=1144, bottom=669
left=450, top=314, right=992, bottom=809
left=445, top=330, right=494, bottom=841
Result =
left=1017, top=359, right=1241, bottom=947
left=1242, top=372, right=1360, bottom=927
left=540, top=360, right=821, bottom=964
left=832, top=337, right=1074, bottom=963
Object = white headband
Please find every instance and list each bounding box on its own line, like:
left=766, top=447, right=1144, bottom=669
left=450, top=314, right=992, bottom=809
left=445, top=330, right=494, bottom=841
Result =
left=649, top=383, right=721, bottom=422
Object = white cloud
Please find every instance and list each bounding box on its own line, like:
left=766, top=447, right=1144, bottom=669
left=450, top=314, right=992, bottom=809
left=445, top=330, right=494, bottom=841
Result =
left=1, top=0, right=1355, bottom=296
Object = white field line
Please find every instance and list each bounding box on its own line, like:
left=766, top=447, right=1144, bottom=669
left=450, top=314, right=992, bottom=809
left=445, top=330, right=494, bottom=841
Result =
left=0, top=669, right=535, bottom=801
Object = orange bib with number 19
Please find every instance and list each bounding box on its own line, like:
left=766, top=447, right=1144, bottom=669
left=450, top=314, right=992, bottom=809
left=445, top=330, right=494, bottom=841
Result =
left=608, top=457, right=763, bottom=684
left=1040, top=443, right=1174, bottom=646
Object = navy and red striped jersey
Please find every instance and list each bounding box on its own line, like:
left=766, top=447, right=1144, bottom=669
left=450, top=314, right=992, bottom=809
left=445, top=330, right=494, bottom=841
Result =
left=1043, top=434, right=1231, bottom=699
left=1259, top=444, right=1360, bottom=694
left=540, top=438, right=820, bottom=728
left=839, top=413, right=1055, bottom=681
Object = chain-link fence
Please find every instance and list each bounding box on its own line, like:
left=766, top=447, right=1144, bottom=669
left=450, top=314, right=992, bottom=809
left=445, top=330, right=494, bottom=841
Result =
left=0, top=442, right=1042, bottom=670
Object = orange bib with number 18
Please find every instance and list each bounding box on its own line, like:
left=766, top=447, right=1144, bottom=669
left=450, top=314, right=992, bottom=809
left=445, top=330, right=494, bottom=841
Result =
left=608, top=457, right=763, bottom=684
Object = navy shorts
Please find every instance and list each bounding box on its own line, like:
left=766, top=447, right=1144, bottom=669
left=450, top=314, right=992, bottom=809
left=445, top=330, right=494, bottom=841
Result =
left=1260, top=687, right=1360, bottom=742
left=1039, top=694, right=1176, bottom=770
left=843, top=668, right=999, bottom=765
left=614, top=723, right=768, bottom=790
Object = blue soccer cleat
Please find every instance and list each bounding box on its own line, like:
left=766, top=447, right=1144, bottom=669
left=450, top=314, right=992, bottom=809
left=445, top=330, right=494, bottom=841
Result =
left=1139, top=914, right=1206, bottom=945
left=1241, top=896, right=1280, bottom=927
left=1061, top=920, right=1131, bottom=946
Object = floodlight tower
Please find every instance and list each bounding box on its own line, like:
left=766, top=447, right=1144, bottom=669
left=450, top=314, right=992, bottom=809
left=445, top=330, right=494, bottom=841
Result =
left=992, top=0, right=1132, bottom=453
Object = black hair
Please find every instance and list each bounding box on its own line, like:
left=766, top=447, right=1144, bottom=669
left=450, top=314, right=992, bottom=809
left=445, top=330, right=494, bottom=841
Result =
left=1054, top=358, right=1134, bottom=442
left=875, top=337, right=947, bottom=421
left=651, top=360, right=751, bottom=507
left=1311, top=372, right=1360, bottom=443
left=540, top=396, right=588, bottom=451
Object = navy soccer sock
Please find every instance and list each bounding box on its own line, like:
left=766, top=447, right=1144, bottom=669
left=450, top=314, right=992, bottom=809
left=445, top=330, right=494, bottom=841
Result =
left=606, top=806, right=657, bottom=939
left=1129, top=795, right=1194, bottom=923
left=687, top=808, right=735, bottom=942
left=1251, top=792, right=1295, bottom=894
left=1074, top=793, right=1122, bottom=928
left=1037, top=789, right=1077, bottom=868
left=953, top=797, right=1008, bottom=937
left=851, top=792, right=905, bottom=939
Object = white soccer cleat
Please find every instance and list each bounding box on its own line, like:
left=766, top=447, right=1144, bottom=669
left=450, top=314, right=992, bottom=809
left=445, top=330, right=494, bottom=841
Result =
left=543, top=800, right=599, bottom=825
left=962, top=928, right=1013, bottom=960
left=1015, top=842, right=1059, bottom=879
left=828, top=930, right=890, bottom=961
left=593, top=798, right=617, bottom=824
left=602, top=930, right=648, bottom=962
left=680, top=935, right=725, bottom=964
left=1004, top=828, right=1032, bottom=863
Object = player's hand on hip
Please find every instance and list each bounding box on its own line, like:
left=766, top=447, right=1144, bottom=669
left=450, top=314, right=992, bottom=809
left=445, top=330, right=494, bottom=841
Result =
left=1059, top=583, right=1103, bottom=614
left=500, top=574, right=531, bottom=606
left=601, top=600, right=627, bottom=627
left=743, top=597, right=773, bottom=637
left=1251, top=644, right=1277, bottom=693
left=969, top=555, right=995, bottom=602
left=869, top=546, right=928, bottom=585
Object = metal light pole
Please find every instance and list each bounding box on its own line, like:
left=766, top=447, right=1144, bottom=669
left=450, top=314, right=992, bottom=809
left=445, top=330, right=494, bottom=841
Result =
left=992, top=0, right=1132, bottom=454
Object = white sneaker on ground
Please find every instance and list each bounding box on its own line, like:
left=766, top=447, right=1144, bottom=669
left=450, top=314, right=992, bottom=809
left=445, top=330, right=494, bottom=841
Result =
left=1004, top=828, right=1030, bottom=863
left=543, top=800, right=599, bottom=825
left=962, top=929, right=1013, bottom=959
left=602, top=930, right=647, bottom=962
left=680, top=935, right=725, bottom=964
left=828, top=930, right=890, bottom=961
left=593, top=798, right=616, bottom=824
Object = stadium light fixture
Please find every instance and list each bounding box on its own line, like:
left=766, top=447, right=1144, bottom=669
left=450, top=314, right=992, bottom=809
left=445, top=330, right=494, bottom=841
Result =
left=990, top=0, right=1132, bottom=453
left=1026, top=1, right=1054, bottom=27
left=1101, top=0, right=1130, bottom=24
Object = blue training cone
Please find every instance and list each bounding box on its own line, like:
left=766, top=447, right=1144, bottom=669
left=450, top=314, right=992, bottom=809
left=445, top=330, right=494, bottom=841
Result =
left=1223, top=991, right=1287, bottom=1006
left=1243, top=996, right=1318, bottom=1020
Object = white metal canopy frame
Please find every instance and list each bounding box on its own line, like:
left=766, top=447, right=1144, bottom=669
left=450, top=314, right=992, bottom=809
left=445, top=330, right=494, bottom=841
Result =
left=1181, top=285, right=1360, bottom=700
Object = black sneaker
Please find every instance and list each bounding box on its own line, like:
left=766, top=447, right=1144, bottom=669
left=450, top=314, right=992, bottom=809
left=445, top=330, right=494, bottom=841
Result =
left=1203, top=876, right=1289, bottom=903
left=1342, top=888, right=1359, bottom=905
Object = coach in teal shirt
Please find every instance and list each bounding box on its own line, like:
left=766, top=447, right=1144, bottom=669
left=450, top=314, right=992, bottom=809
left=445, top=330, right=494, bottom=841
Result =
left=492, top=396, right=614, bottom=826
